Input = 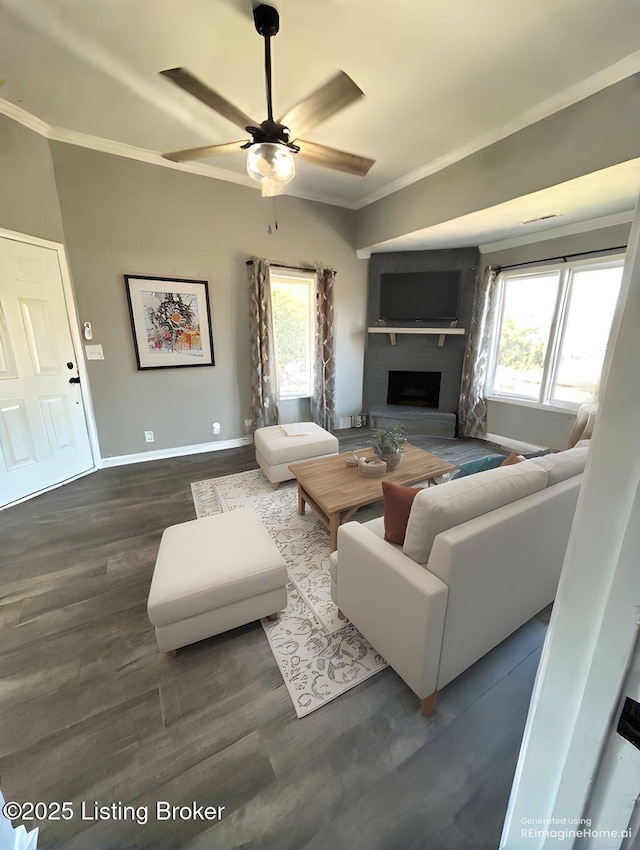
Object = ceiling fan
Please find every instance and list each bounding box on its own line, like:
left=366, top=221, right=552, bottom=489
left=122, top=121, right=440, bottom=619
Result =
left=160, top=3, right=375, bottom=196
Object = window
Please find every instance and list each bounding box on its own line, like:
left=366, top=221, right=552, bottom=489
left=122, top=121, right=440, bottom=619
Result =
left=486, top=258, right=624, bottom=409
left=270, top=271, right=316, bottom=399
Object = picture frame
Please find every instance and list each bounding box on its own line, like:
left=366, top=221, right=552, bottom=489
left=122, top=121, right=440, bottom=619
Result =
left=124, top=275, right=215, bottom=370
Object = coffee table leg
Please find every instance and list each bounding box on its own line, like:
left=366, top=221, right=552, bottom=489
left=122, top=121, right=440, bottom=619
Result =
left=330, top=512, right=340, bottom=552
left=297, top=484, right=305, bottom=516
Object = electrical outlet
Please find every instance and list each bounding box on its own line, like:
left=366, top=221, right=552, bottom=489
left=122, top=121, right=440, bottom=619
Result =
left=244, top=418, right=252, bottom=430
left=144, top=430, right=154, bottom=443
left=212, top=422, right=221, bottom=435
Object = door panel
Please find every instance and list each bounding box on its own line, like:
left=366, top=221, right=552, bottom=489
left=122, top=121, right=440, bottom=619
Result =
left=40, top=395, right=75, bottom=453
left=0, top=236, right=94, bottom=507
left=0, top=303, right=18, bottom=378
left=0, top=399, right=37, bottom=469
left=20, top=297, right=61, bottom=376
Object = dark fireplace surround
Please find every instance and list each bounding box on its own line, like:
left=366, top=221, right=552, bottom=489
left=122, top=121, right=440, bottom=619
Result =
left=363, top=248, right=479, bottom=436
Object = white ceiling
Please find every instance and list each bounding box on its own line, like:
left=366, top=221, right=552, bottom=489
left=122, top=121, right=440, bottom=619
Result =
left=1, top=0, right=640, bottom=247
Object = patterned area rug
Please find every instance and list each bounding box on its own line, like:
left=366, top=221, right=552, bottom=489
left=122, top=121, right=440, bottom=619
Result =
left=191, top=470, right=388, bottom=717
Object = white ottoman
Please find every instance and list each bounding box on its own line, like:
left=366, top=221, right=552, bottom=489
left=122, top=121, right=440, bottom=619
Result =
left=255, top=422, right=339, bottom=489
left=147, top=508, right=288, bottom=656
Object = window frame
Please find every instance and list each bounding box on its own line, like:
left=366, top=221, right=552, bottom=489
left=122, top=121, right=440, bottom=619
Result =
left=269, top=269, right=317, bottom=400
left=485, top=254, right=625, bottom=412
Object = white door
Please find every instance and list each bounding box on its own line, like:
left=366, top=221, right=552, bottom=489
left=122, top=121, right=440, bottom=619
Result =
left=0, top=235, right=94, bottom=508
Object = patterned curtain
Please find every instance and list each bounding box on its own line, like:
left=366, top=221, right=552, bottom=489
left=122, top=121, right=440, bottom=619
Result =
left=458, top=265, right=499, bottom=438
left=248, top=258, right=279, bottom=429
left=311, top=265, right=336, bottom=431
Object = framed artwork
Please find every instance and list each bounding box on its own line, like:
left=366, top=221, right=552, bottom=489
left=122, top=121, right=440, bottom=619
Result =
left=124, top=275, right=215, bottom=370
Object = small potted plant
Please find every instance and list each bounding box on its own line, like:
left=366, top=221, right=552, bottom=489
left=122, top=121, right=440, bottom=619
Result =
left=368, top=424, right=408, bottom=469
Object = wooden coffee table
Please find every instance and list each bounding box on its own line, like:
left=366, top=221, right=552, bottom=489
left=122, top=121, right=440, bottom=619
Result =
left=289, top=444, right=458, bottom=551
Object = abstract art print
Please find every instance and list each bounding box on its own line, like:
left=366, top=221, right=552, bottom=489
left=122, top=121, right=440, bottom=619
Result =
left=124, top=276, right=215, bottom=369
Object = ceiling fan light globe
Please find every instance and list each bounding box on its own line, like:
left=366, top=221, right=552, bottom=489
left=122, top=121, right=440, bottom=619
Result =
left=246, top=143, right=295, bottom=194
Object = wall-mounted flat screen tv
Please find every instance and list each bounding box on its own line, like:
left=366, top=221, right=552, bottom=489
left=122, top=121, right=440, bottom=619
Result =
left=379, top=271, right=461, bottom=322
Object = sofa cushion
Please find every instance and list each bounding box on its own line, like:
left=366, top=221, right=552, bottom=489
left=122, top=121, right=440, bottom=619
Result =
left=527, top=445, right=589, bottom=485
left=403, top=462, right=549, bottom=565
left=382, top=480, right=425, bottom=545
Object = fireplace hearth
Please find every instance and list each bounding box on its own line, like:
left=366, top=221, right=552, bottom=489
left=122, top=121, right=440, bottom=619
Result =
left=387, top=370, right=441, bottom=409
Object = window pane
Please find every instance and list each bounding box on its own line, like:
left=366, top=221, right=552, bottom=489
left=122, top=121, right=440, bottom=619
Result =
left=493, top=272, right=559, bottom=400
left=271, top=278, right=314, bottom=397
left=551, top=266, right=622, bottom=405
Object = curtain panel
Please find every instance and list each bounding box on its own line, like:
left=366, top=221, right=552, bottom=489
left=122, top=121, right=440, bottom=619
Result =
left=458, top=265, right=499, bottom=438
left=311, top=266, right=336, bottom=432
left=247, top=258, right=280, bottom=429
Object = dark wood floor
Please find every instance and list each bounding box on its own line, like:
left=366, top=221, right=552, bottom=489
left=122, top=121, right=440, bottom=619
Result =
left=0, top=432, right=547, bottom=850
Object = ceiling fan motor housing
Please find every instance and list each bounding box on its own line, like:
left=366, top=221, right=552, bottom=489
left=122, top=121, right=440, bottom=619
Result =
left=244, top=119, right=300, bottom=152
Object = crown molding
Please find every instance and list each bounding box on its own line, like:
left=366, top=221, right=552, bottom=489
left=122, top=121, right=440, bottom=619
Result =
left=0, top=98, right=49, bottom=135
left=0, top=99, right=352, bottom=206
left=47, top=124, right=260, bottom=188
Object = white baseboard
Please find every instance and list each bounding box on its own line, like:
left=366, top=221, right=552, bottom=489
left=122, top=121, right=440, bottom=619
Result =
left=100, top=436, right=254, bottom=468
left=484, top=432, right=547, bottom=453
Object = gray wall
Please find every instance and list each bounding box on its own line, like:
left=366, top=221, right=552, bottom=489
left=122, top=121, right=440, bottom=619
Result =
left=0, top=115, right=65, bottom=242
left=357, top=76, right=640, bottom=251
left=482, top=222, right=632, bottom=449
left=49, top=144, right=367, bottom=458
left=1, top=111, right=632, bottom=457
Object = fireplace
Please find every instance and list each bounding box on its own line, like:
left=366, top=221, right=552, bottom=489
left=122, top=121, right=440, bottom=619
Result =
left=387, top=370, right=441, bottom=409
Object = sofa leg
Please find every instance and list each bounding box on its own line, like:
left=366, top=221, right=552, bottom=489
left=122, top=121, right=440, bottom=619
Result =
left=267, top=612, right=279, bottom=621
left=337, top=609, right=346, bottom=620
left=421, top=691, right=438, bottom=717
left=271, top=482, right=280, bottom=491
left=166, top=649, right=178, bottom=659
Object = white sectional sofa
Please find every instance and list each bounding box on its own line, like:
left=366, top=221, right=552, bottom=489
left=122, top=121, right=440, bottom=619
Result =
left=331, top=446, right=589, bottom=715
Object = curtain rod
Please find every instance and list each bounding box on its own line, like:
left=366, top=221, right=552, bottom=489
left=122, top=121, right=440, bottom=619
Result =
left=496, top=245, right=626, bottom=273
left=245, top=259, right=316, bottom=273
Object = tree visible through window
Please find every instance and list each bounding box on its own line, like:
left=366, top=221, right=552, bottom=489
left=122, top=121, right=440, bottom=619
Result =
left=487, top=259, right=624, bottom=408
left=491, top=271, right=559, bottom=400
left=270, top=272, right=315, bottom=398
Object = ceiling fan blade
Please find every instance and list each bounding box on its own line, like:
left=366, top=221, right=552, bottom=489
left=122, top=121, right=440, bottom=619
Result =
left=278, top=71, right=364, bottom=138
left=162, top=141, right=247, bottom=163
left=297, top=139, right=375, bottom=177
left=160, top=68, right=257, bottom=131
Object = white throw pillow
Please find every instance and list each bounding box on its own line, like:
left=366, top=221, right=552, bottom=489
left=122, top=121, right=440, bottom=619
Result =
left=403, top=462, right=549, bottom=565
left=527, top=445, right=589, bottom=485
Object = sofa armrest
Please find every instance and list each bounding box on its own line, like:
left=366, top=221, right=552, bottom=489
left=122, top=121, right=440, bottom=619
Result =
left=336, top=522, right=449, bottom=700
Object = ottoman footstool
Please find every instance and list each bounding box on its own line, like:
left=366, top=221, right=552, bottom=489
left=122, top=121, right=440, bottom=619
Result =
left=254, top=422, right=339, bottom=489
left=147, top=508, right=288, bottom=655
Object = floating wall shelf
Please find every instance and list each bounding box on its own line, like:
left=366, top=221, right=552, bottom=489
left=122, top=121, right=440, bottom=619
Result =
left=367, top=327, right=466, bottom=347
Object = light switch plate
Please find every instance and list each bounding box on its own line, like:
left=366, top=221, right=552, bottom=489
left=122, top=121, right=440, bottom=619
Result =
left=85, top=344, right=104, bottom=360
